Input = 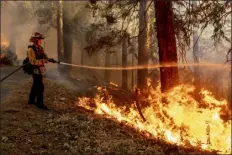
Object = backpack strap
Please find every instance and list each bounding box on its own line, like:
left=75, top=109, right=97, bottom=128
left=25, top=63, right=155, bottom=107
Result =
left=28, top=45, right=39, bottom=58
left=27, top=45, right=42, bottom=74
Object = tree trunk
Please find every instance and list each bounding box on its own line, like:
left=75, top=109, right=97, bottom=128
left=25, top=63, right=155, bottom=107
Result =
left=104, top=52, right=110, bottom=83
left=57, top=0, right=64, bottom=73
left=104, top=0, right=113, bottom=83
left=132, top=49, right=135, bottom=89
left=81, top=41, right=84, bottom=75
left=229, top=0, right=232, bottom=104
left=122, top=31, right=128, bottom=89
left=63, top=1, right=73, bottom=76
left=192, top=1, right=201, bottom=102
left=229, top=70, right=231, bottom=104
left=137, top=0, right=150, bottom=91
left=155, top=0, right=179, bottom=93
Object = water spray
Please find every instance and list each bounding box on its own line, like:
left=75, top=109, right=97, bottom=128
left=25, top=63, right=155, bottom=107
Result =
left=59, top=62, right=230, bottom=71
left=0, top=61, right=230, bottom=83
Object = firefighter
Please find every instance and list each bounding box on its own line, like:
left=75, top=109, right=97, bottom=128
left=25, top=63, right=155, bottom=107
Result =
left=27, top=32, right=54, bottom=110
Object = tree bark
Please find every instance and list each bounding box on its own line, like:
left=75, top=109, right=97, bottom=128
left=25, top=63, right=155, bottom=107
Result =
left=81, top=41, right=84, bottom=75
left=104, top=0, right=113, bottom=83
left=192, top=1, right=201, bottom=102
left=229, top=0, right=232, bottom=104
left=229, top=70, right=231, bottom=104
left=132, top=49, right=135, bottom=89
left=137, top=0, right=150, bottom=91
left=155, top=0, right=179, bottom=93
left=57, top=0, right=64, bottom=73
left=63, top=1, right=73, bottom=76
left=104, top=52, right=110, bottom=83
left=122, top=31, right=128, bottom=89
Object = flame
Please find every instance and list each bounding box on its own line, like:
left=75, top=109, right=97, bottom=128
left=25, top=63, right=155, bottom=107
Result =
left=78, top=82, right=231, bottom=154
left=1, top=33, right=10, bottom=48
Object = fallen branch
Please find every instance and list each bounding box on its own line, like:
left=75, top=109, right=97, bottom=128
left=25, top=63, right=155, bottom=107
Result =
left=101, top=84, right=146, bottom=122
left=134, top=88, right=146, bottom=122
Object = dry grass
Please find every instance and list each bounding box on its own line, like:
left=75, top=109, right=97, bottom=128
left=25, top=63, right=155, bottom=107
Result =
left=0, top=79, right=216, bottom=155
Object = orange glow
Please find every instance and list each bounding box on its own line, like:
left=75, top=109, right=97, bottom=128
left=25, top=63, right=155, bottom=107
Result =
left=1, top=33, right=10, bottom=48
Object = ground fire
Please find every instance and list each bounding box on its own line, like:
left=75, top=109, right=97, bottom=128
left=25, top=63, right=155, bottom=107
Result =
left=78, top=80, right=231, bottom=154
left=0, top=33, right=17, bottom=65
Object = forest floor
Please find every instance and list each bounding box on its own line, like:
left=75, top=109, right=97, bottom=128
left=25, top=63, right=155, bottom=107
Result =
left=0, top=67, right=216, bottom=155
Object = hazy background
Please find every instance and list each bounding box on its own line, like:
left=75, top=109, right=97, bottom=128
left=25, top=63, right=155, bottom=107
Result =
left=1, top=1, right=231, bottom=98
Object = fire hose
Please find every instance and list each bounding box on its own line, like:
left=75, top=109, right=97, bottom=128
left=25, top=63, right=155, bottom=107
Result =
left=0, top=62, right=30, bottom=82
left=0, top=59, right=60, bottom=83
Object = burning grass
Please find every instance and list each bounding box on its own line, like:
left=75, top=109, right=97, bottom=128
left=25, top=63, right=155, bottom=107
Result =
left=78, top=80, right=231, bottom=154
left=0, top=77, right=224, bottom=154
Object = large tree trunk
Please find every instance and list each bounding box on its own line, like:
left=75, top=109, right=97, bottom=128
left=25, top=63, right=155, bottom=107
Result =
left=229, top=0, right=232, bottom=104
left=192, top=1, right=201, bottom=102
left=104, top=52, right=110, bottom=83
left=137, top=0, right=150, bottom=91
left=57, top=0, right=64, bottom=73
left=229, top=70, right=231, bottom=104
left=81, top=41, right=84, bottom=75
left=63, top=1, right=73, bottom=76
left=131, top=49, right=135, bottom=89
left=104, top=0, right=113, bottom=83
left=228, top=1, right=232, bottom=106
left=122, top=31, right=128, bottom=89
left=155, top=0, right=179, bottom=93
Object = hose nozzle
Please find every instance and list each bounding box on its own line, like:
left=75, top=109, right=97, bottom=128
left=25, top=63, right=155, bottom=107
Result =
left=48, top=58, right=60, bottom=64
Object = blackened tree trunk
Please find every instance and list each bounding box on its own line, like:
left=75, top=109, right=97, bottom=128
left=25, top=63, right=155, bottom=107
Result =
left=229, top=70, right=231, bottom=104
left=228, top=0, right=232, bottom=104
left=122, top=31, right=128, bottom=89
left=104, top=0, right=113, bottom=83
left=63, top=2, right=73, bottom=76
left=57, top=0, right=64, bottom=73
left=81, top=41, right=84, bottom=75
left=137, top=0, right=150, bottom=91
left=193, top=31, right=201, bottom=101
left=131, top=48, right=135, bottom=89
left=193, top=0, right=201, bottom=102
left=155, top=0, right=179, bottom=93
left=104, top=52, right=110, bottom=83
left=229, top=1, right=232, bottom=104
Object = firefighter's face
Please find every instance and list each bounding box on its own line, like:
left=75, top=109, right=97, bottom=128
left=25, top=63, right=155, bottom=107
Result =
left=38, top=39, right=42, bottom=45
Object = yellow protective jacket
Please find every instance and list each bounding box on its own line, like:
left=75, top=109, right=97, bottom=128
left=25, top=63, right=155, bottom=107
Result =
left=27, top=45, right=48, bottom=75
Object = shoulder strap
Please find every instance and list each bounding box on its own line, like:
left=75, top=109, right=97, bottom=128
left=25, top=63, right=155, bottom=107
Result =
left=28, top=45, right=39, bottom=58
left=27, top=45, right=42, bottom=74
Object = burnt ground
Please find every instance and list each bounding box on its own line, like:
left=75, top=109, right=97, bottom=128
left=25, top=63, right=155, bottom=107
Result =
left=0, top=67, right=216, bottom=155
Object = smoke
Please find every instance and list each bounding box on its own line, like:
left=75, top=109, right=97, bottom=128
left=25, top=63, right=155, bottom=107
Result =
left=184, top=20, right=231, bottom=101
left=1, top=1, right=53, bottom=63
left=1, top=1, right=231, bottom=101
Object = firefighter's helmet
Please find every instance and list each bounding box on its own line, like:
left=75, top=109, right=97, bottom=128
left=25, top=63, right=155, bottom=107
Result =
left=29, top=32, right=45, bottom=42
